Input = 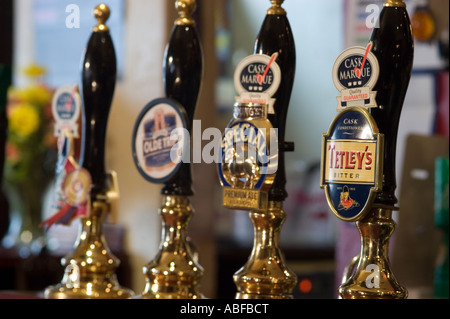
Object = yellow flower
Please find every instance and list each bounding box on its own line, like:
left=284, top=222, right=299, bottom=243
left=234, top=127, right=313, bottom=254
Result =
left=9, top=103, right=41, bottom=137
left=22, top=63, right=47, bottom=78
left=10, top=85, right=52, bottom=107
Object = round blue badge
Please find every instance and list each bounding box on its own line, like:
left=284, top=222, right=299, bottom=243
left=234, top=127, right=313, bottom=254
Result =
left=132, top=98, right=188, bottom=184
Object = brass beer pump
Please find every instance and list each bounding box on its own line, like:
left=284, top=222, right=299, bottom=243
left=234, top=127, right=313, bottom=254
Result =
left=131, top=0, right=204, bottom=299
left=218, top=0, right=297, bottom=299
left=44, top=4, right=134, bottom=299
left=321, top=0, right=414, bottom=299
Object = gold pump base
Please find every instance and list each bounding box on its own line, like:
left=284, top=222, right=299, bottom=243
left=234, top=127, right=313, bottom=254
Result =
left=234, top=201, right=297, bottom=299
left=339, top=207, right=408, bottom=299
left=136, top=195, right=204, bottom=299
left=44, top=200, right=134, bottom=299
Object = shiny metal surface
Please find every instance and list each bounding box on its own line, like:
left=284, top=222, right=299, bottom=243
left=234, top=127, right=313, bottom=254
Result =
left=137, top=195, right=204, bottom=299
left=93, top=4, right=110, bottom=32
left=384, top=0, right=406, bottom=8
left=44, top=200, right=134, bottom=299
left=175, top=0, right=196, bottom=26
left=234, top=201, right=297, bottom=299
left=339, top=207, right=408, bottom=299
left=267, top=0, right=286, bottom=15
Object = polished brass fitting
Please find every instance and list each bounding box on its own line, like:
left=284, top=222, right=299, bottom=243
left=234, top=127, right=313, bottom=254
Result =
left=384, top=0, right=406, bottom=8
left=175, top=0, right=196, bottom=25
left=44, top=200, right=134, bottom=299
left=234, top=201, right=297, bottom=299
left=339, top=207, right=408, bottom=299
left=93, top=3, right=110, bottom=32
left=138, top=195, right=204, bottom=299
left=267, top=0, right=286, bottom=15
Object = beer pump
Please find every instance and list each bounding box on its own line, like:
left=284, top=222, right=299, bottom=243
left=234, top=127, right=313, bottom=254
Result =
left=131, top=0, right=204, bottom=299
left=218, top=0, right=297, bottom=299
left=44, top=4, right=134, bottom=299
left=321, top=0, right=414, bottom=299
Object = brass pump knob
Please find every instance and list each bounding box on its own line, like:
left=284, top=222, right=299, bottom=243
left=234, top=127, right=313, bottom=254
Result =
left=93, top=3, right=110, bottom=32
left=384, top=0, right=406, bottom=8
left=175, top=0, right=196, bottom=25
left=268, top=0, right=286, bottom=15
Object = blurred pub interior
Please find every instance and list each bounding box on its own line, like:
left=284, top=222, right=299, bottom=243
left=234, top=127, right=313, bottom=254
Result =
left=0, top=0, right=448, bottom=299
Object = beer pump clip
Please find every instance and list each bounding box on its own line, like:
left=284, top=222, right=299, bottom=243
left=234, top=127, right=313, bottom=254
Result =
left=41, top=84, right=85, bottom=229
left=321, top=41, right=384, bottom=223
left=217, top=47, right=282, bottom=212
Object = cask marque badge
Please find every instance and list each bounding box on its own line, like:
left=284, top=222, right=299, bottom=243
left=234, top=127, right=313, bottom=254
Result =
left=332, top=42, right=380, bottom=111
left=234, top=53, right=281, bottom=114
